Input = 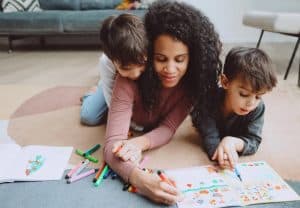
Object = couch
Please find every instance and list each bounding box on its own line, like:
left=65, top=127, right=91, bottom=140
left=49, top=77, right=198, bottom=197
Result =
left=0, top=0, right=146, bottom=52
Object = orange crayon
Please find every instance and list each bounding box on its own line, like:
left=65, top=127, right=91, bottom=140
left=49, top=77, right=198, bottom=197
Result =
left=114, top=145, right=123, bottom=153
left=93, top=162, right=105, bottom=182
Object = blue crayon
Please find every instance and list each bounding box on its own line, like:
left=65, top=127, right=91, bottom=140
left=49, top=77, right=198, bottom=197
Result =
left=234, top=166, right=242, bottom=181
left=103, top=168, right=112, bottom=179
left=110, top=171, right=118, bottom=179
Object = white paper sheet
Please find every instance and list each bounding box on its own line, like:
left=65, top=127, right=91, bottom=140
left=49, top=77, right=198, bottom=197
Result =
left=0, top=144, right=73, bottom=183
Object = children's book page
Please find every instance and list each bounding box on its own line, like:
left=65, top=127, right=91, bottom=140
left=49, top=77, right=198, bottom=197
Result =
left=166, top=166, right=242, bottom=208
left=235, top=161, right=300, bottom=205
left=166, top=161, right=299, bottom=208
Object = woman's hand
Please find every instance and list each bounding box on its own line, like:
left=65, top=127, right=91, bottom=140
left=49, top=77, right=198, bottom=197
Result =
left=212, top=136, right=244, bottom=169
left=129, top=168, right=182, bottom=205
left=112, top=136, right=150, bottom=165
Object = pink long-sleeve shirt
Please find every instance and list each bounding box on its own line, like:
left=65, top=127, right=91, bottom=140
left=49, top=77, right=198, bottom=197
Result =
left=103, top=75, right=192, bottom=182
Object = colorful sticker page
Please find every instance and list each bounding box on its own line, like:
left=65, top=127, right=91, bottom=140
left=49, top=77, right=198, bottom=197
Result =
left=166, top=161, right=299, bottom=208
left=234, top=161, right=300, bottom=205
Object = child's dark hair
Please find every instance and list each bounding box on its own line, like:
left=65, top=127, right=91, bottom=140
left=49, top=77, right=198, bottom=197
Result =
left=139, top=0, right=222, bottom=111
left=99, top=13, right=147, bottom=67
left=224, top=47, right=277, bottom=91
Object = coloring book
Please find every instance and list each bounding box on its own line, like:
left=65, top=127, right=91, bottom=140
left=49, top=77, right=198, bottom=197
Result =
left=0, top=144, right=73, bottom=183
left=166, top=161, right=300, bottom=208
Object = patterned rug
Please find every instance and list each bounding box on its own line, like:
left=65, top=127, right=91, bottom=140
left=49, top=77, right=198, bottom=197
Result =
left=0, top=84, right=300, bottom=181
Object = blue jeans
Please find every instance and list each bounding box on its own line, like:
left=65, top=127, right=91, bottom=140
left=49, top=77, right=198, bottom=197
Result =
left=80, top=82, right=108, bottom=126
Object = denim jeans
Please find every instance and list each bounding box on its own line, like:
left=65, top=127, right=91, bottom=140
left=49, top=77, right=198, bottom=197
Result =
left=80, top=82, right=108, bottom=126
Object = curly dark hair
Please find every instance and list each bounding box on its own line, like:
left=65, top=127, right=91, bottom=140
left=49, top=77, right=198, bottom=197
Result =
left=138, top=0, right=222, bottom=116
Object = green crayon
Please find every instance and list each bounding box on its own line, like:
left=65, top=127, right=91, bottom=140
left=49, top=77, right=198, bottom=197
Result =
left=75, top=149, right=98, bottom=163
left=83, top=144, right=101, bottom=156
left=94, top=165, right=109, bottom=187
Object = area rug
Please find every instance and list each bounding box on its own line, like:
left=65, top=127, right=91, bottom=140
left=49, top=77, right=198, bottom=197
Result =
left=0, top=84, right=299, bottom=181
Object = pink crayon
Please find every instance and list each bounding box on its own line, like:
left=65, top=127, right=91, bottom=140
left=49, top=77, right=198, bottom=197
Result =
left=65, top=161, right=83, bottom=179
left=67, top=169, right=96, bottom=184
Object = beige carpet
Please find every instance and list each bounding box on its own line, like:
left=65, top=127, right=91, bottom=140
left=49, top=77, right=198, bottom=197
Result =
left=1, top=81, right=299, bottom=181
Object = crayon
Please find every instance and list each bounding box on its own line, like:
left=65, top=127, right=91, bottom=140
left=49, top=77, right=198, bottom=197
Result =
left=83, top=144, right=101, bottom=157
left=67, top=169, right=96, bottom=184
left=114, top=145, right=122, bottom=153
left=65, top=161, right=83, bottom=179
left=122, top=182, right=130, bottom=191
left=93, top=162, right=105, bottom=182
left=72, top=159, right=89, bottom=177
left=111, top=171, right=118, bottom=179
left=234, top=166, right=242, bottom=181
left=94, top=165, right=109, bottom=187
left=157, top=170, right=176, bottom=187
left=128, top=185, right=137, bottom=193
left=76, top=149, right=98, bottom=163
left=103, top=168, right=112, bottom=179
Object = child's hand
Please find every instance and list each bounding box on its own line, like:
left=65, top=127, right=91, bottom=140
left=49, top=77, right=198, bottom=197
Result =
left=112, top=139, right=143, bottom=165
left=129, top=168, right=183, bottom=205
left=212, top=136, right=244, bottom=169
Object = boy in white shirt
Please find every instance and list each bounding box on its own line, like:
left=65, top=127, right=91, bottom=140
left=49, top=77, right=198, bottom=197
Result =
left=81, top=13, right=147, bottom=126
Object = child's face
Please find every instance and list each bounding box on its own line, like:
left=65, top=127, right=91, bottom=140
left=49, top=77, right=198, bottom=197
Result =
left=153, top=34, right=189, bottom=88
left=222, top=76, right=267, bottom=116
left=114, top=62, right=145, bottom=80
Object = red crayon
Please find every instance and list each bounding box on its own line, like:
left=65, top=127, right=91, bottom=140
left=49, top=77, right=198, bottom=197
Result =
left=157, top=170, right=176, bottom=187
left=128, top=185, right=137, bottom=193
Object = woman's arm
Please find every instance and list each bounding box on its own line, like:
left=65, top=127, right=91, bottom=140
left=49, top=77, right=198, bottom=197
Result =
left=103, top=75, right=137, bottom=182
left=103, top=75, right=186, bottom=204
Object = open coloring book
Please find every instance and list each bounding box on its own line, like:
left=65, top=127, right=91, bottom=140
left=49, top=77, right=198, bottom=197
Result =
left=166, top=161, right=300, bottom=208
left=0, top=144, right=73, bottom=183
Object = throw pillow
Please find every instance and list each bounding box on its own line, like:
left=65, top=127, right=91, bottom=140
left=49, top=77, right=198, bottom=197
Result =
left=2, top=0, right=42, bottom=13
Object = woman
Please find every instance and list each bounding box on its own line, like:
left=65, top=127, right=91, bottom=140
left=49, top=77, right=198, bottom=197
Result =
left=104, top=0, right=222, bottom=205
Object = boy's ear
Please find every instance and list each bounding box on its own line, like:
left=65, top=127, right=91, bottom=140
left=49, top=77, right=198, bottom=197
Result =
left=220, top=74, right=230, bottom=89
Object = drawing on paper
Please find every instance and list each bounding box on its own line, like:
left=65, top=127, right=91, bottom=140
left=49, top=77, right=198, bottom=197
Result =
left=25, top=155, right=45, bottom=176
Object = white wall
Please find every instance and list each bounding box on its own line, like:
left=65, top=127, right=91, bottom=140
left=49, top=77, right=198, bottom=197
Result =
left=183, top=0, right=300, bottom=43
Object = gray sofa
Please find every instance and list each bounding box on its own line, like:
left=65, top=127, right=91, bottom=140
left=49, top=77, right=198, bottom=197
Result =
left=0, top=0, right=146, bottom=52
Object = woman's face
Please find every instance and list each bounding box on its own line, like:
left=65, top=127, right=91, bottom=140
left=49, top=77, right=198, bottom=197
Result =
left=153, top=34, right=189, bottom=88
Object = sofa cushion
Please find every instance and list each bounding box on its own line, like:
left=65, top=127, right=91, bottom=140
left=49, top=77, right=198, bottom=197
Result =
left=39, top=0, right=80, bottom=10
left=80, top=0, right=122, bottom=10
left=0, top=11, right=63, bottom=34
left=62, top=10, right=145, bottom=33
left=243, top=11, right=300, bottom=34
left=2, top=0, right=41, bottom=13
